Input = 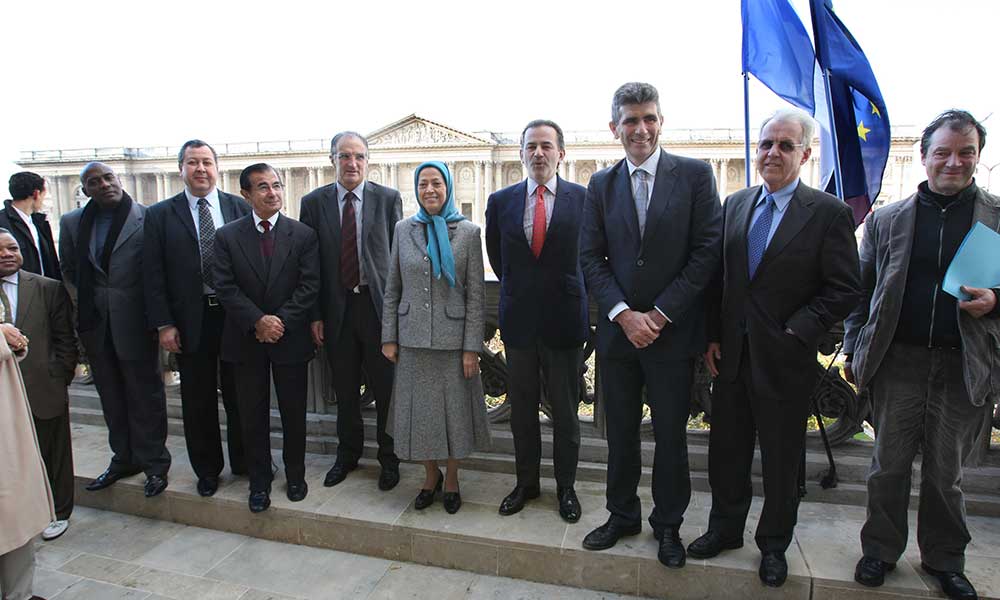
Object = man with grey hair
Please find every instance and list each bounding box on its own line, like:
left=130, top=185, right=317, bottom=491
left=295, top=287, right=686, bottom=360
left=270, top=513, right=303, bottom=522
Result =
left=580, top=82, right=723, bottom=568
left=300, top=131, right=403, bottom=491
left=688, top=108, right=860, bottom=587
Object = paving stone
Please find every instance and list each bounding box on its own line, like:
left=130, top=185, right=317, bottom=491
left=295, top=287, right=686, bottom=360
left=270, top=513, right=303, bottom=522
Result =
left=59, top=553, right=141, bottom=584
left=49, top=578, right=150, bottom=599
left=133, top=526, right=249, bottom=577
left=366, top=562, right=477, bottom=600
left=119, top=565, right=248, bottom=600
left=33, top=567, right=82, bottom=598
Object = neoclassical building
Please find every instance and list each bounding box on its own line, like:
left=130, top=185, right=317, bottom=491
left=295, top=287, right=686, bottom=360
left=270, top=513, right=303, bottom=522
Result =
left=17, top=114, right=922, bottom=240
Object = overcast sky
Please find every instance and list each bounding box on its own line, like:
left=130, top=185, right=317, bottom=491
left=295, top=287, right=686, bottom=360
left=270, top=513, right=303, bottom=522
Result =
left=2, top=0, right=998, bottom=184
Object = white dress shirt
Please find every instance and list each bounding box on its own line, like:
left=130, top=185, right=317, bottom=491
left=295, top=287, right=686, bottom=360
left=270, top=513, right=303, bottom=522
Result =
left=1, top=272, right=19, bottom=323
left=253, top=211, right=280, bottom=233
left=336, top=181, right=367, bottom=288
left=12, top=205, right=45, bottom=277
left=524, top=175, right=557, bottom=242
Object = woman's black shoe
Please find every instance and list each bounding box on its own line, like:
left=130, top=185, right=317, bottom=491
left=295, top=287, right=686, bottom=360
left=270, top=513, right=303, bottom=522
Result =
left=414, top=470, right=443, bottom=510
left=443, top=486, right=462, bottom=514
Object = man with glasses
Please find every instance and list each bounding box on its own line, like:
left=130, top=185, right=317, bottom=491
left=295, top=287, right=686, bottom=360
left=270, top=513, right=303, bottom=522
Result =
left=688, top=109, right=860, bottom=587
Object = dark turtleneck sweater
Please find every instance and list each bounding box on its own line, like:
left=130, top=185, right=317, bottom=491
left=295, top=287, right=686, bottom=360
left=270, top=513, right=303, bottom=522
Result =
left=893, top=181, right=977, bottom=348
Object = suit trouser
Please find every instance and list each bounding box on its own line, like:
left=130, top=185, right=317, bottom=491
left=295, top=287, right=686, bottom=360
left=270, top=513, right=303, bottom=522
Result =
left=0, top=539, right=34, bottom=600
left=85, top=325, right=170, bottom=477
left=176, top=299, right=245, bottom=479
left=861, top=343, right=985, bottom=572
left=506, top=342, right=582, bottom=489
left=329, top=288, right=398, bottom=469
left=235, top=354, right=307, bottom=493
left=707, top=338, right=811, bottom=553
left=33, top=412, right=74, bottom=521
left=602, top=354, right=693, bottom=535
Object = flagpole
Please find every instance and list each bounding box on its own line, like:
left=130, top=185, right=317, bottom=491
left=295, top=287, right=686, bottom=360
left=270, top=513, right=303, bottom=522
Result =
left=821, top=67, right=845, bottom=199
left=743, top=72, right=752, bottom=187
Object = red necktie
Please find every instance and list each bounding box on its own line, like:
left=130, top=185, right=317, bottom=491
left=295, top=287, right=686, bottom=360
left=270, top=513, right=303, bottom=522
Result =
left=259, top=220, right=274, bottom=258
left=531, top=185, right=546, bottom=258
left=340, top=193, right=360, bottom=290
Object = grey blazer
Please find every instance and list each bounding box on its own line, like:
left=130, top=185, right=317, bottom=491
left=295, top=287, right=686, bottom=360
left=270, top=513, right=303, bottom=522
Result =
left=382, top=217, right=484, bottom=353
left=59, top=201, right=155, bottom=358
left=844, top=186, right=1000, bottom=407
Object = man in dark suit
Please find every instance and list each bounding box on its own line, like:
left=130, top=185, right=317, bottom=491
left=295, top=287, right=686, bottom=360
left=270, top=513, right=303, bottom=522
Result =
left=579, top=82, right=723, bottom=568
left=1, top=172, right=60, bottom=279
left=300, top=131, right=402, bottom=491
left=144, top=140, right=250, bottom=497
left=213, top=163, right=319, bottom=513
left=0, top=228, right=77, bottom=540
left=486, top=119, right=588, bottom=523
left=59, top=162, right=171, bottom=497
left=689, top=109, right=860, bottom=587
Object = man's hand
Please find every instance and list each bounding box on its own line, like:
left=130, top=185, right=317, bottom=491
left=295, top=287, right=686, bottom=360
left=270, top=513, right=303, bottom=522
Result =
left=703, top=342, right=721, bottom=378
left=614, top=309, right=661, bottom=349
left=959, top=286, right=997, bottom=319
left=645, top=309, right=668, bottom=330
left=462, top=351, right=480, bottom=379
left=1, top=323, right=27, bottom=352
left=255, top=315, right=285, bottom=343
left=158, top=326, right=182, bottom=353
left=310, top=320, right=325, bottom=346
left=382, top=342, right=398, bottom=363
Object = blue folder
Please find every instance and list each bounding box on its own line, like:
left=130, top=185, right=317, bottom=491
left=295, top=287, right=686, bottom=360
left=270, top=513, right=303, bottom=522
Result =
left=943, top=221, right=1000, bottom=300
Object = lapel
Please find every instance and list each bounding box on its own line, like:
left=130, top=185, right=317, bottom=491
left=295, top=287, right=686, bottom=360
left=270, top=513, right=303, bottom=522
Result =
left=220, top=192, right=241, bottom=224
left=169, top=193, right=198, bottom=243
left=612, top=161, right=642, bottom=252
left=3, top=203, right=31, bottom=240
left=972, top=187, right=1000, bottom=231
left=506, top=181, right=531, bottom=248
left=236, top=217, right=268, bottom=284
left=753, top=183, right=816, bottom=278
left=641, top=150, right=677, bottom=250
left=112, top=204, right=141, bottom=254
left=361, top=182, right=377, bottom=251
left=322, top=184, right=343, bottom=243
left=265, top=215, right=293, bottom=291
left=409, top=218, right=425, bottom=251
left=13, top=272, right=37, bottom=329
left=886, top=196, right=918, bottom=287
left=540, top=177, right=573, bottom=261
left=730, top=187, right=759, bottom=285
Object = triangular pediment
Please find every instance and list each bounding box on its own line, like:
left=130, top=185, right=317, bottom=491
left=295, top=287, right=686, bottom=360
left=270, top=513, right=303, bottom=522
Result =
left=368, top=115, right=493, bottom=148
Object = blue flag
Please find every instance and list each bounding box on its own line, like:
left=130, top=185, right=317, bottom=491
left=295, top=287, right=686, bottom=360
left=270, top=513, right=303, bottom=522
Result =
left=741, top=0, right=816, bottom=112
left=810, top=0, right=890, bottom=225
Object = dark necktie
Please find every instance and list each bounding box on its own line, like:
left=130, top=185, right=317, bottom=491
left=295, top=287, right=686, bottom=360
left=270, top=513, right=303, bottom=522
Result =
left=531, top=185, right=546, bottom=258
left=747, top=194, right=775, bottom=279
left=259, top=220, right=274, bottom=258
left=197, top=198, right=217, bottom=288
left=634, top=169, right=649, bottom=235
left=0, top=283, right=11, bottom=324
left=340, top=192, right=360, bottom=290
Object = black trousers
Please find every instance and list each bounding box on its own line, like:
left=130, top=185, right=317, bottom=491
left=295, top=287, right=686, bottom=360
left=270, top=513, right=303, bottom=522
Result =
left=34, top=411, right=74, bottom=520
left=328, top=288, right=397, bottom=469
left=506, top=342, right=581, bottom=489
left=176, top=298, right=245, bottom=479
left=602, top=354, right=693, bottom=535
left=86, top=325, right=170, bottom=477
left=235, top=354, right=307, bottom=493
left=707, top=338, right=810, bottom=552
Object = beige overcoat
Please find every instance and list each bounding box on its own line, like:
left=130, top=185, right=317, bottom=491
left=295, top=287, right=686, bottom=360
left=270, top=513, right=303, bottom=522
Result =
left=0, top=333, right=55, bottom=555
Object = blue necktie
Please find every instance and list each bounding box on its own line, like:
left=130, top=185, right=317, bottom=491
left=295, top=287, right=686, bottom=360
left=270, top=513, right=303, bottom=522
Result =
left=747, top=194, right=774, bottom=279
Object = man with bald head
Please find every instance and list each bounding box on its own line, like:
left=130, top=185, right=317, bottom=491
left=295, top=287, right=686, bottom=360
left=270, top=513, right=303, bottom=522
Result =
left=60, top=162, right=171, bottom=498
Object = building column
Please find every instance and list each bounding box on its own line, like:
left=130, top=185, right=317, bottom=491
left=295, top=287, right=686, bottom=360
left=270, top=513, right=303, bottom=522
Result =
left=718, top=159, right=729, bottom=197
left=155, top=173, right=166, bottom=202
left=282, top=169, right=295, bottom=218
left=307, top=167, right=318, bottom=193
left=389, top=163, right=399, bottom=190
left=567, top=160, right=577, bottom=183
left=558, top=161, right=567, bottom=179
left=494, top=161, right=503, bottom=191
left=483, top=161, right=494, bottom=197
left=473, top=161, right=484, bottom=220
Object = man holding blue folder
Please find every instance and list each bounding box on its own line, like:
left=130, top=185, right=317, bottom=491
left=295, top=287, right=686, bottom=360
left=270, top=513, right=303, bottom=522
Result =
left=844, top=110, right=1000, bottom=600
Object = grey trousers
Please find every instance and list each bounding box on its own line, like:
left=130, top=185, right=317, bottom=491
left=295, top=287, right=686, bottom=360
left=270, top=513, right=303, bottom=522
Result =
left=0, top=539, right=35, bottom=600
left=861, top=343, right=983, bottom=572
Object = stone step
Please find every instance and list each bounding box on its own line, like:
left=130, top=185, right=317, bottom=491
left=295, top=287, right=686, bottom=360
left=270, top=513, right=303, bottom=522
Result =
left=68, top=422, right=1000, bottom=600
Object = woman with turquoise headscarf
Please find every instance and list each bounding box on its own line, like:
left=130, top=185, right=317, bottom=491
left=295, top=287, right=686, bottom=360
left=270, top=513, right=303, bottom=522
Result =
left=381, top=161, right=490, bottom=514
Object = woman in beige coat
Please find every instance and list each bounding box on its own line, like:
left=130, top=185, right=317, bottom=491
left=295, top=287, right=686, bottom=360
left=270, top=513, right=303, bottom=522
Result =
left=381, top=161, right=490, bottom=514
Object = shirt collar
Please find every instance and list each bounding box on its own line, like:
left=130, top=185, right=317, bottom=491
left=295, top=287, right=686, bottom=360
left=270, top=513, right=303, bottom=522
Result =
left=185, top=187, right=220, bottom=210
left=759, top=178, right=799, bottom=213
left=336, top=182, right=365, bottom=204
left=527, top=175, right=558, bottom=196
left=2, top=271, right=18, bottom=286
left=11, top=204, right=32, bottom=224
left=252, top=211, right=280, bottom=229
left=626, top=147, right=661, bottom=178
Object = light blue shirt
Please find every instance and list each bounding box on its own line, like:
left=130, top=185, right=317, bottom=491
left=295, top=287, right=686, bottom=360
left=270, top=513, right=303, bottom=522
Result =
left=749, top=178, right=799, bottom=249
left=185, top=188, right=224, bottom=239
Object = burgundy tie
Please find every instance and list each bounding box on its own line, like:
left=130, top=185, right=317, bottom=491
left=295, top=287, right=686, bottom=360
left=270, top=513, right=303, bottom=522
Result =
left=531, top=185, right=546, bottom=258
left=340, top=193, right=360, bottom=290
left=259, top=220, right=274, bottom=258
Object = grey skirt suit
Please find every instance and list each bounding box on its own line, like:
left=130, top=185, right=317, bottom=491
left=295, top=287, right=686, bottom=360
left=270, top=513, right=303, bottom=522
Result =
left=381, top=217, right=491, bottom=460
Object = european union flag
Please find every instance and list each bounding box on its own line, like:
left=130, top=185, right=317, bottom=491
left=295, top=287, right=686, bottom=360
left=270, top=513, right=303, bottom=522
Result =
left=741, top=0, right=816, bottom=112
left=810, top=0, right=890, bottom=225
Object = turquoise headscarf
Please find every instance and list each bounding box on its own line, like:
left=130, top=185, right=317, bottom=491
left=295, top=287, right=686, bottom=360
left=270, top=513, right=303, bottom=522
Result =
left=413, top=161, right=465, bottom=287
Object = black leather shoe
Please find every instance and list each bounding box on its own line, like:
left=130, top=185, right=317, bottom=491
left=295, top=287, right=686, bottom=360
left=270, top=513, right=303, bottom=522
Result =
left=657, top=530, right=686, bottom=568
left=196, top=476, right=219, bottom=497
left=759, top=551, right=788, bottom=587
left=498, top=486, right=540, bottom=516
left=85, top=467, right=140, bottom=491
left=582, top=520, right=642, bottom=551
left=378, top=467, right=400, bottom=491
left=854, top=556, right=895, bottom=587
left=323, top=462, right=356, bottom=487
left=557, top=487, right=581, bottom=523
left=414, top=470, right=443, bottom=510
left=687, top=530, right=744, bottom=559
left=921, top=563, right=978, bottom=600
left=443, top=487, right=462, bottom=514
left=287, top=481, right=308, bottom=502
left=248, top=490, right=270, bottom=513
left=144, top=475, right=168, bottom=497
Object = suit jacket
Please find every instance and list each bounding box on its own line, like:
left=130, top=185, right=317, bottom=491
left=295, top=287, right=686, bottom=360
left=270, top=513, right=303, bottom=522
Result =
left=299, top=181, right=402, bottom=344
left=143, top=190, right=251, bottom=351
left=381, top=217, right=484, bottom=353
left=707, top=183, right=861, bottom=402
left=213, top=214, right=320, bottom=365
left=59, top=201, right=156, bottom=357
left=485, top=177, right=589, bottom=349
left=13, top=271, right=78, bottom=419
left=0, top=201, right=60, bottom=280
left=580, top=150, right=723, bottom=359
left=844, top=186, right=1000, bottom=407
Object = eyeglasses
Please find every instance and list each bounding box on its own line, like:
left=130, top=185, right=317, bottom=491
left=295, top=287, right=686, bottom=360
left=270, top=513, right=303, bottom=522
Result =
left=757, top=139, right=805, bottom=153
left=335, top=153, right=367, bottom=162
